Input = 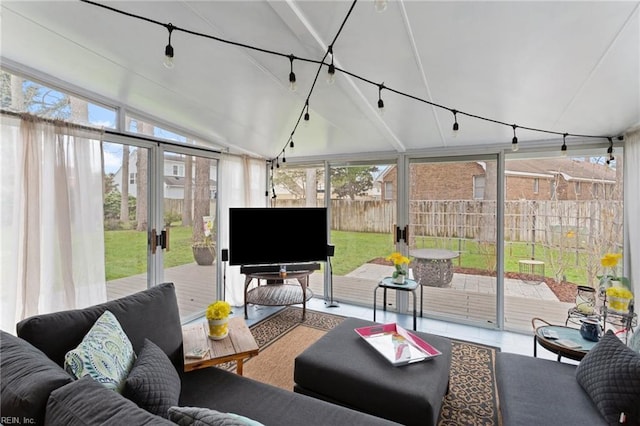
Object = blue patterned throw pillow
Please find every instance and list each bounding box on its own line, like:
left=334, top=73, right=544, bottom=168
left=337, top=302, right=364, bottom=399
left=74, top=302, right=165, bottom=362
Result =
left=64, top=310, right=136, bottom=393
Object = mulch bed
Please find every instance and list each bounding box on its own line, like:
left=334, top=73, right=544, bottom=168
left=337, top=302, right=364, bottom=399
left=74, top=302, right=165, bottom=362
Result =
left=369, top=258, right=577, bottom=303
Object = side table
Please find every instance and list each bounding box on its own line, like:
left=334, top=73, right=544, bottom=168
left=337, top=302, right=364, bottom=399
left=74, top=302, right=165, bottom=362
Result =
left=409, top=248, right=458, bottom=288
left=532, top=317, right=597, bottom=362
left=373, top=277, right=418, bottom=330
left=182, top=317, right=259, bottom=375
left=243, top=270, right=314, bottom=320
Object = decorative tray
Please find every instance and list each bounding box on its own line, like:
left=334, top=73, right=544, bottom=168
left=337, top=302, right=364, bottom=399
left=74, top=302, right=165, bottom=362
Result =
left=355, top=323, right=441, bottom=366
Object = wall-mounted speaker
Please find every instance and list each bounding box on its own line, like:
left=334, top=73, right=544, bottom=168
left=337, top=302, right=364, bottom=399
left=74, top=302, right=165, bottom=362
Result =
left=326, top=244, right=335, bottom=257
left=221, top=249, right=229, bottom=262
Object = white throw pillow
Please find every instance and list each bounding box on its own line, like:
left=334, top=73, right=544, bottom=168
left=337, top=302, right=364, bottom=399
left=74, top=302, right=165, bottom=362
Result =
left=64, top=310, right=135, bottom=393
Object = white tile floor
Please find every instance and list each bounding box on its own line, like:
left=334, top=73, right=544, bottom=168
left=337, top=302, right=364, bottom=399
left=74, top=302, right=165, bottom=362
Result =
left=239, top=296, right=577, bottom=364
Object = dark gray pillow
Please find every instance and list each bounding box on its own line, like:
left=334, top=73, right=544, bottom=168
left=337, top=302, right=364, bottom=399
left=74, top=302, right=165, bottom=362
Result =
left=45, top=375, right=174, bottom=425
left=168, top=406, right=264, bottom=426
left=576, top=330, right=640, bottom=424
left=123, top=338, right=181, bottom=418
left=0, top=330, right=73, bottom=426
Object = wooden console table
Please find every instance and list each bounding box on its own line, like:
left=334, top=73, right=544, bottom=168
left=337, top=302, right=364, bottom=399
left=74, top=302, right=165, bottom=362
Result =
left=243, top=270, right=315, bottom=320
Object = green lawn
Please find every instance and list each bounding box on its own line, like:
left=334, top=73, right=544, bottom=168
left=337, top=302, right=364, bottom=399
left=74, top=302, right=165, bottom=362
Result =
left=105, top=227, right=589, bottom=285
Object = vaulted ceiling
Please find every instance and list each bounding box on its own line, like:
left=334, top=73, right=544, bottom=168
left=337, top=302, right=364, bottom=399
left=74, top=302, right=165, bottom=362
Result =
left=2, top=1, right=639, bottom=161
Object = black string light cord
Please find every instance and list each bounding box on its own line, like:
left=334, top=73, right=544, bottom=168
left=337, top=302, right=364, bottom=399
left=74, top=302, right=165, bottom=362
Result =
left=80, top=0, right=623, bottom=166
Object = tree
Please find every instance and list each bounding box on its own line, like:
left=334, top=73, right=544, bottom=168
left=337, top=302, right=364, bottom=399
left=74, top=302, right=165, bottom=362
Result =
left=182, top=154, right=193, bottom=226
left=120, top=145, right=130, bottom=222
left=135, top=123, right=152, bottom=231
left=193, top=157, right=211, bottom=243
left=330, top=166, right=378, bottom=200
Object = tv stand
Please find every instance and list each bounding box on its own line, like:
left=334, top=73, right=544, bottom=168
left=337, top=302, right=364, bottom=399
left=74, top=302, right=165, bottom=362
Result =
left=243, top=263, right=320, bottom=321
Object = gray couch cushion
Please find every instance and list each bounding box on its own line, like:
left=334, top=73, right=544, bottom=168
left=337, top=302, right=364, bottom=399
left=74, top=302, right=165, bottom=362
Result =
left=124, top=338, right=181, bottom=418
left=17, top=282, right=183, bottom=367
left=496, top=352, right=606, bottom=426
left=0, top=331, right=74, bottom=426
left=575, top=330, right=640, bottom=424
left=179, top=366, right=400, bottom=426
left=45, top=375, right=174, bottom=425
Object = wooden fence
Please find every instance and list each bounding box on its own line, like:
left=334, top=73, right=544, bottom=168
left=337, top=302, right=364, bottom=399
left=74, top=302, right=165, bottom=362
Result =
left=274, top=199, right=623, bottom=246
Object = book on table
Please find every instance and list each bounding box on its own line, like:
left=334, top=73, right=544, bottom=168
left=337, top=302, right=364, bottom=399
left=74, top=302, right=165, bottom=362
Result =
left=354, top=323, right=442, bottom=366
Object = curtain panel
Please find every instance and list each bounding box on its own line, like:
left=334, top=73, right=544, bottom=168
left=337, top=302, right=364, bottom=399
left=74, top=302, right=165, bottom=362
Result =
left=1, top=113, right=106, bottom=333
left=218, top=154, right=267, bottom=306
left=624, top=128, right=640, bottom=304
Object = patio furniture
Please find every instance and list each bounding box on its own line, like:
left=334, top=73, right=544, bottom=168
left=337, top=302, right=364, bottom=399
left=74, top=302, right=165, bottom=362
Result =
left=410, top=249, right=458, bottom=288
left=373, top=277, right=418, bottom=330
left=518, top=259, right=545, bottom=285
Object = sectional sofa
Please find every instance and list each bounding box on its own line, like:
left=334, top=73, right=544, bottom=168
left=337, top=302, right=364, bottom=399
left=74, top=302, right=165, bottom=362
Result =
left=0, top=283, right=399, bottom=426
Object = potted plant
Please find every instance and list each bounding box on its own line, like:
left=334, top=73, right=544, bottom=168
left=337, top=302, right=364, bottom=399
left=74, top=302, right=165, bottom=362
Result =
left=386, top=251, right=410, bottom=284
left=598, top=252, right=633, bottom=313
left=206, top=300, right=232, bottom=340
left=192, top=216, right=215, bottom=266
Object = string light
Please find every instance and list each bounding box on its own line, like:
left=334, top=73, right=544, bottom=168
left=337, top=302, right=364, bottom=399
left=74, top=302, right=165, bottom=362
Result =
left=561, top=133, right=568, bottom=156
left=288, top=55, right=297, bottom=92
left=377, top=83, right=385, bottom=115
left=163, top=23, right=175, bottom=69
left=304, top=100, right=310, bottom=126
left=606, top=137, right=615, bottom=164
left=82, top=0, right=623, bottom=159
left=511, top=125, right=519, bottom=152
left=327, top=46, right=336, bottom=85
left=289, top=139, right=294, bottom=149
left=452, top=109, right=459, bottom=135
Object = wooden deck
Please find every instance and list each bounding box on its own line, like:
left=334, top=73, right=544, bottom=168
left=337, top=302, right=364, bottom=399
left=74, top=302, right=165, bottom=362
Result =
left=108, top=263, right=573, bottom=333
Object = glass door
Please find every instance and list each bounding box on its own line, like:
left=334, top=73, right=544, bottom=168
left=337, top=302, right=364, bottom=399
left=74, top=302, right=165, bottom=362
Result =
left=407, top=156, right=499, bottom=328
left=160, top=149, right=219, bottom=320
left=102, top=141, right=151, bottom=301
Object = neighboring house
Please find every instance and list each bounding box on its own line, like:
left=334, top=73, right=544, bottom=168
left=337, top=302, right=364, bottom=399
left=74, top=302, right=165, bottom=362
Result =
left=112, top=151, right=216, bottom=199
left=380, top=158, right=619, bottom=201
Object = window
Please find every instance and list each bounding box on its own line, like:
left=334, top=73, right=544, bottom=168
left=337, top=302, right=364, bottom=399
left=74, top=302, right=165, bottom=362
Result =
left=129, top=172, right=137, bottom=184
left=575, top=181, right=581, bottom=195
left=473, top=175, right=485, bottom=199
left=384, top=182, right=394, bottom=200
left=533, top=178, right=539, bottom=194
left=172, top=164, right=184, bottom=176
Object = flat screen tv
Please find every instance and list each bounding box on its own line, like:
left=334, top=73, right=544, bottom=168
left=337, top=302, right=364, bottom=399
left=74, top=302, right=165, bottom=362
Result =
left=229, top=207, right=328, bottom=266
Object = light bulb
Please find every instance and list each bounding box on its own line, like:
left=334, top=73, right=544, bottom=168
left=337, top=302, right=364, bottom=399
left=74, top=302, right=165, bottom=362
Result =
left=327, top=63, right=336, bottom=85
left=289, top=72, right=297, bottom=92
left=377, top=98, right=385, bottom=115
left=512, top=137, right=519, bottom=152
left=163, top=45, right=174, bottom=69
left=304, top=112, right=310, bottom=127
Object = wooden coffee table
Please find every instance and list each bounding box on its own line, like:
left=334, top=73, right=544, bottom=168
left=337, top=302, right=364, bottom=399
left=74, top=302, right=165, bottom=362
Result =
left=182, top=317, right=259, bottom=375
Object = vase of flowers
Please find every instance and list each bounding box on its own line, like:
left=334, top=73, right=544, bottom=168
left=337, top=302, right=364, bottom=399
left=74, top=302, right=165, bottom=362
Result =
left=598, top=252, right=633, bottom=313
left=386, top=252, right=410, bottom=284
left=206, top=300, right=231, bottom=340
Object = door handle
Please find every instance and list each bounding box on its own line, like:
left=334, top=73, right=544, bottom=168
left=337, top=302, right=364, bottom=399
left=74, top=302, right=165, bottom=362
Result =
left=150, top=228, right=170, bottom=254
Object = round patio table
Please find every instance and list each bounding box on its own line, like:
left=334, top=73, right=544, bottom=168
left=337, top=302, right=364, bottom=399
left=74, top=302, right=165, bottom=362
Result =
left=410, top=248, right=459, bottom=288
left=532, top=317, right=597, bottom=362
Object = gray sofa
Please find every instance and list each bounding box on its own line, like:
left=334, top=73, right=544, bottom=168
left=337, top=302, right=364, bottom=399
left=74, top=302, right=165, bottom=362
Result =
left=1, top=283, right=399, bottom=426
left=496, top=333, right=640, bottom=426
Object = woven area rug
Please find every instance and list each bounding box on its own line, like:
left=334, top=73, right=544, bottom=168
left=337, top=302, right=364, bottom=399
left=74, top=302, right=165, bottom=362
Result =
left=226, top=306, right=501, bottom=426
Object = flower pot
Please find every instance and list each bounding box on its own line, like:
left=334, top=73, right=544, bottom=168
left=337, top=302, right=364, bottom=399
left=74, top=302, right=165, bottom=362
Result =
left=193, top=245, right=215, bottom=266
left=608, top=296, right=631, bottom=314
left=394, top=275, right=406, bottom=284
left=208, top=318, right=229, bottom=340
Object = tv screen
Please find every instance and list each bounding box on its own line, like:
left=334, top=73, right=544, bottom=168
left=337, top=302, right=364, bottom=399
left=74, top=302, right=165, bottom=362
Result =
left=229, top=207, right=328, bottom=266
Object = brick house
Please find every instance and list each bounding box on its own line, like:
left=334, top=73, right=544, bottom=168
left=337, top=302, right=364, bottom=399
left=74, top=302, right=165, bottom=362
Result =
left=381, top=158, right=619, bottom=201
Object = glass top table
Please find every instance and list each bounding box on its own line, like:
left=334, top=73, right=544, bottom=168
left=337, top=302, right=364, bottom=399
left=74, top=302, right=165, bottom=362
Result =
left=532, top=318, right=598, bottom=362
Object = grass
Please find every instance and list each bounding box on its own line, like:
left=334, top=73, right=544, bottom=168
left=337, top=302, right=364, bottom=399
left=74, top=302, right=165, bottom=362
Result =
left=105, top=227, right=590, bottom=285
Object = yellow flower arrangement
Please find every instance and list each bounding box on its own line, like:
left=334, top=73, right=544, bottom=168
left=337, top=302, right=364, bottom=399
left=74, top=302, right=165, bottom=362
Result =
left=605, top=286, right=633, bottom=299
left=386, top=252, right=410, bottom=278
left=206, top=300, right=231, bottom=320
left=598, top=252, right=630, bottom=288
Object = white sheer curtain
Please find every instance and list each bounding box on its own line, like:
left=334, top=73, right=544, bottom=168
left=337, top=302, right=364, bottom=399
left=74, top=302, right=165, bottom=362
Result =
left=624, top=128, right=640, bottom=302
left=218, top=154, right=267, bottom=306
left=1, top=113, right=106, bottom=333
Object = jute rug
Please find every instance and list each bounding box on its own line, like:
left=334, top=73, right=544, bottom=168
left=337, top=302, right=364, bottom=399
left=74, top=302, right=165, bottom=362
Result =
left=226, top=307, right=501, bottom=426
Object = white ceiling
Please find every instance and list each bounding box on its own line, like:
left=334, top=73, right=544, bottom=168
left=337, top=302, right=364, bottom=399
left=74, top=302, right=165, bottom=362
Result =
left=2, top=1, right=639, bottom=161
